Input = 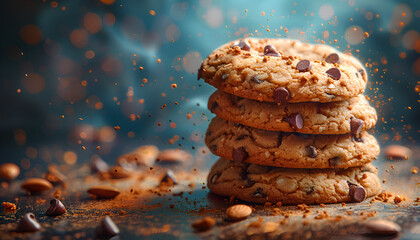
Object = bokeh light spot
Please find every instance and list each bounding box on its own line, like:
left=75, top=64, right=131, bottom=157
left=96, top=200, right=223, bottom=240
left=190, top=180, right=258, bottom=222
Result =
left=104, top=13, right=116, bottom=26
left=183, top=51, right=202, bottom=74
left=21, top=73, right=45, bottom=94
left=63, top=151, right=77, bottom=165
left=83, top=12, right=102, bottom=34
left=345, top=26, right=364, bottom=45
left=100, top=0, right=115, bottom=5
left=206, top=7, right=223, bottom=28
left=70, top=29, right=89, bottom=48
left=101, top=56, right=123, bottom=77
left=20, top=24, right=43, bottom=45
left=57, top=77, right=87, bottom=102
left=319, top=4, right=334, bottom=20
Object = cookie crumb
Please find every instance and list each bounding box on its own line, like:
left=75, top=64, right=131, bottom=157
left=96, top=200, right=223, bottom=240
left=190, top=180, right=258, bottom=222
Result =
left=2, top=202, right=16, bottom=211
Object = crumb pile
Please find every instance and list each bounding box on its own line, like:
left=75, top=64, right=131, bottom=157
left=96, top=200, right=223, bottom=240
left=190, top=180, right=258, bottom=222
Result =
left=199, top=38, right=382, bottom=204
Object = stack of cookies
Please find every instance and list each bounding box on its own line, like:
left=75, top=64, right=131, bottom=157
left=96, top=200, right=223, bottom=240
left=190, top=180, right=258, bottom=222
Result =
left=198, top=38, right=381, bottom=204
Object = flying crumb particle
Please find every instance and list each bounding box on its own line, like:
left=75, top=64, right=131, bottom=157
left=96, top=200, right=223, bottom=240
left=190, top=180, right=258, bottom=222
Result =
left=17, top=89, right=21, bottom=93
left=139, top=66, right=144, bottom=70
left=187, top=113, right=192, bottom=119
left=149, top=10, right=156, bottom=16
left=114, top=126, right=120, bottom=131
left=139, top=99, right=144, bottom=104
left=171, top=84, right=177, bottom=88
left=157, top=59, right=161, bottom=63
left=245, top=9, right=248, bottom=12
left=364, top=32, right=369, bottom=37
left=142, top=78, right=148, bottom=83
left=284, top=28, right=288, bottom=33
left=261, top=11, right=265, bottom=16
left=411, top=167, right=418, bottom=174
left=170, top=122, right=176, bottom=129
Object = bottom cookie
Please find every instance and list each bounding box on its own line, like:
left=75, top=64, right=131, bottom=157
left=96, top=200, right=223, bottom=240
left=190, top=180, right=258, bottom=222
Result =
left=207, top=158, right=381, bottom=205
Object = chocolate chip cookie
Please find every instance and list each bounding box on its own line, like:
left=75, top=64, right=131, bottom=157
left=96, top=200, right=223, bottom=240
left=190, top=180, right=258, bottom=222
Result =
left=207, top=158, right=381, bottom=204
left=199, top=38, right=367, bottom=103
left=209, top=91, right=377, bottom=134
left=205, top=117, right=379, bottom=169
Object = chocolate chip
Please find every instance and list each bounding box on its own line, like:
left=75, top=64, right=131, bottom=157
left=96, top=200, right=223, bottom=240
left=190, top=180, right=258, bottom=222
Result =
left=231, top=40, right=251, bottom=51
left=304, top=186, right=315, bottom=194
left=307, top=146, right=317, bottom=158
left=197, top=63, right=204, bottom=80
left=348, top=183, right=366, bottom=203
left=210, top=174, right=219, bottom=184
left=253, top=188, right=266, bottom=198
left=296, top=60, right=312, bottom=72
left=232, top=147, right=248, bottom=162
left=358, top=69, right=366, bottom=79
left=16, top=213, right=41, bottom=232
left=209, top=145, right=217, bottom=152
left=90, top=157, right=109, bottom=173
left=263, top=45, right=281, bottom=57
left=160, top=170, right=177, bottom=186
left=328, top=157, right=340, bottom=167
left=352, top=136, right=365, bottom=143
left=210, top=101, right=219, bottom=113
left=236, top=135, right=247, bottom=141
left=251, top=75, right=263, bottom=84
left=350, top=118, right=364, bottom=135
left=326, top=68, right=341, bottom=80
left=244, top=179, right=255, bottom=188
left=285, top=113, right=303, bottom=129
left=273, top=87, right=290, bottom=104
left=96, top=216, right=119, bottom=237
left=325, top=53, right=341, bottom=64
left=46, top=199, right=67, bottom=216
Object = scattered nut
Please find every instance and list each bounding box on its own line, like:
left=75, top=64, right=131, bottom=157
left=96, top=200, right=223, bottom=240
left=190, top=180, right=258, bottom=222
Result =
left=192, top=217, right=215, bottom=232
left=226, top=204, right=252, bottom=221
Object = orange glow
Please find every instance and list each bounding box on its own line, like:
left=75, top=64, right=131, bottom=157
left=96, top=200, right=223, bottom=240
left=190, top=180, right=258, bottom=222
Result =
left=20, top=24, right=43, bottom=45
left=83, top=12, right=102, bottom=34
left=51, top=1, right=58, bottom=8
left=103, top=13, right=116, bottom=26
left=85, top=50, right=95, bottom=59
left=70, top=29, right=88, bottom=48
left=100, top=0, right=115, bottom=5
left=21, top=73, right=45, bottom=94
left=101, top=57, right=123, bottom=77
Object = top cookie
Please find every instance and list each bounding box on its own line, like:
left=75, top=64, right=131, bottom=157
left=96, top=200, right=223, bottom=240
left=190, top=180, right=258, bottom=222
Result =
left=199, top=38, right=368, bottom=103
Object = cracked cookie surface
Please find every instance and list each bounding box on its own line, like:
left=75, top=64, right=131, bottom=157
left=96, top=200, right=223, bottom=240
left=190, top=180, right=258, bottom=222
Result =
left=207, top=158, right=381, bottom=204
left=205, top=117, right=379, bottom=169
left=208, top=91, right=377, bottom=134
left=199, top=38, right=367, bottom=103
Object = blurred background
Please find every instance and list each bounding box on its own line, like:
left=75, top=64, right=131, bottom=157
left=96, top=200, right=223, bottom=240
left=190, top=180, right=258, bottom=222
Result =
left=0, top=0, right=419, bottom=177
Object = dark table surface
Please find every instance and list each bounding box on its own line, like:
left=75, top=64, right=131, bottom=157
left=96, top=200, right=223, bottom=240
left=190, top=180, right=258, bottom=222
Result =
left=0, top=143, right=419, bottom=240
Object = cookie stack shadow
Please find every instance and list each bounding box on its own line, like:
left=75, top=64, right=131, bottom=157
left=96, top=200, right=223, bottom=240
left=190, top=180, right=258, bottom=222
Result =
left=199, top=38, right=381, bottom=205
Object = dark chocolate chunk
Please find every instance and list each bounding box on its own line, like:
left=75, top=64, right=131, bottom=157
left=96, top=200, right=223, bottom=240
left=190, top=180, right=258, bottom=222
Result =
left=350, top=118, right=364, bottom=135
left=46, top=199, right=67, bottom=216
left=296, top=60, right=312, bottom=72
left=326, top=68, right=341, bottom=80
left=96, top=216, right=119, bottom=237
left=231, top=40, right=251, bottom=51
left=347, top=181, right=366, bottom=203
left=253, top=187, right=266, bottom=198
left=325, top=53, right=341, bottom=64
left=232, top=147, right=248, bottom=162
left=263, top=45, right=281, bottom=57
left=307, top=146, right=317, bottom=158
left=304, top=186, right=315, bottom=194
left=16, top=213, right=41, bottom=232
left=273, top=87, right=290, bottom=104
left=352, top=136, right=365, bottom=143
left=209, top=145, right=217, bottom=152
left=197, top=63, right=204, bottom=80
left=251, top=75, right=263, bottom=84
left=210, top=101, right=219, bottom=113
left=90, top=156, right=109, bottom=173
left=328, top=157, right=340, bottom=167
left=210, top=174, right=219, bottom=184
left=244, top=178, right=255, bottom=188
left=160, top=170, right=177, bottom=186
left=277, top=133, right=284, bottom=147
left=236, top=135, right=248, bottom=141
left=285, top=113, right=303, bottom=129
